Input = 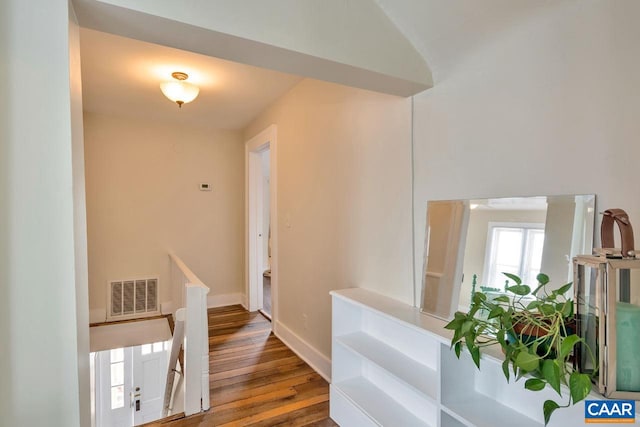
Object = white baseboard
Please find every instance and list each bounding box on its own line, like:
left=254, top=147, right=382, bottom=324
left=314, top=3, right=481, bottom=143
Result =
left=274, top=320, right=331, bottom=382
left=207, top=292, right=245, bottom=308
left=89, top=308, right=106, bottom=324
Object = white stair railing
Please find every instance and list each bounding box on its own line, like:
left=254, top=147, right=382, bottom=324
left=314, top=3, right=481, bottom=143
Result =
left=163, top=308, right=185, bottom=417
left=185, top=283, right=210, bottom=415
left=166, top=253, right=210, bottom=417
left=169, top=252, right=205, bottom=313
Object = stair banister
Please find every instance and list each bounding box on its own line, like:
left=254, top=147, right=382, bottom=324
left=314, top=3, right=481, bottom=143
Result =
left=163, top=308, right=185, bottom=417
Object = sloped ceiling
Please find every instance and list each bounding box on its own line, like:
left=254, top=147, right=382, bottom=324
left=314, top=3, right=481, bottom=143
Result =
left=73, top=0, right=433, bottom=96
left=76, top=0, right=560, bottom=129
left=375, top=0, right=558, bottom=81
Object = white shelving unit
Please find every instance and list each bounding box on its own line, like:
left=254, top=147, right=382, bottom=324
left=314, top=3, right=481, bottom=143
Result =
left=336, top=332, right=438, bottom=399
left=333, top=377, right=431, bottom=427
left=331, top=289, right=440, bottom=427
left=440, top=410, right=466, bottom=427
left=330, top=288, right=640, bottom=427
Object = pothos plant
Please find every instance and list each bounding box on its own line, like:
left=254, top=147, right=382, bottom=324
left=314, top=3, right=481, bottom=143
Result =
left=445, top=272, right=597, bottom=425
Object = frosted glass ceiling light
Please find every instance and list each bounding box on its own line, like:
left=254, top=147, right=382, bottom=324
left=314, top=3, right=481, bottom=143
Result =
left=160, top=72, right=199, bottom=108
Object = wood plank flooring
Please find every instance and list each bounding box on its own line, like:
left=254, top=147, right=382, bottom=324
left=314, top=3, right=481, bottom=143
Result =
left=150, top=305, right=337, bottom=427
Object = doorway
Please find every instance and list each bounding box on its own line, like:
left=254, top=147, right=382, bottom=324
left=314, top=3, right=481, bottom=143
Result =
left=94, top=341, right=171, bottom=427
left=246, top=125, right=277, bottom=323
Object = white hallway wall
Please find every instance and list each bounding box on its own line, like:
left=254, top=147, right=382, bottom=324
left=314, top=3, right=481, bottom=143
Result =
left=84, top=113, right=245, bottom=318
left=0, top=0, right=88, bottom=425
left=70, top=5, right=92, bottom=426
left=412, top=0, right=640, bottom=300
left=245, top=79, right=413, bottom=364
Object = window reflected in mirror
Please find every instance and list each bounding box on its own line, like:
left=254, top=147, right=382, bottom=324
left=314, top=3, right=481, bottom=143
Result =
left=485, top=223, right=544, bottom=288
left=421, top=195, right=596, bottom=319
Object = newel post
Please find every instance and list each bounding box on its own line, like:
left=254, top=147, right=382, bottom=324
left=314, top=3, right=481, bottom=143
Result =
left=184, top=284, right=210, bottom=415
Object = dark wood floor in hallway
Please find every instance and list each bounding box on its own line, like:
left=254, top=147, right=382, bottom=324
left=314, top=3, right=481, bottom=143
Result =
left=155, top=305, right=337, bottom=427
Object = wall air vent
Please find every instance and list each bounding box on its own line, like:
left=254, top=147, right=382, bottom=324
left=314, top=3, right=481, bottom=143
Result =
left=109, top=277, right=159, bottom=319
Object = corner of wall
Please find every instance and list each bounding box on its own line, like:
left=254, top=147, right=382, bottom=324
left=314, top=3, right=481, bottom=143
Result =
left=274, top=320, right=331, bottom=382
left=160, top=301, right=174, bottom=316
left=207, top=293, right=246, bottom=309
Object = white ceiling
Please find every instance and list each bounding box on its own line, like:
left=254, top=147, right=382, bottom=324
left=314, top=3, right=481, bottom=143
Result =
left=80, top=28, right=303, bottom=130
left=375, top=0, right=558, bottom=81
left=80, top=2, right=556, bottom=128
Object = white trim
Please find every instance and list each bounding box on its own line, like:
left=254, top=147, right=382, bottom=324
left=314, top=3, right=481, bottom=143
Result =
left=245, top=125, right=278, bottom=324
left=274, top=320, right=331, bottom=382
left=270, top=130, right=279, bottom=325
left=207, top=293, right=246, bottom=308
left=248, top=151, right=265, bottom=311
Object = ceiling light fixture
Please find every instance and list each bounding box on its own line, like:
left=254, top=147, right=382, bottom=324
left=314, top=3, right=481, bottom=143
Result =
left=160, top=72, right=199, bottom=108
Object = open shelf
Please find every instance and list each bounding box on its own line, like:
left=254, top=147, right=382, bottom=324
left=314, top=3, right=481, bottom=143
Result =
left=336, top=331, right=438, bottom=400
left=333, top=377, right=434, bottom=427
left=440, top=333, right=548, bottom=426
left=441, top=394, right=542, bottom=427
left=440, top=410, right=466, bottom=427
left=331, top=288, right=640, bottom=427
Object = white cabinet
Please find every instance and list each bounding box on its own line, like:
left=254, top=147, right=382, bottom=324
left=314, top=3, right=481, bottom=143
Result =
left=440, top=345, right=542, bottom=427
left=330, top=288, right=638, bottom=427
left=331, top=291, right=439, bottom=427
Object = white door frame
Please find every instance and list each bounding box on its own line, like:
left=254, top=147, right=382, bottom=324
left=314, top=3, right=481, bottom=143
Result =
left=96, top=348, right=134, bottom=427
left=245, top=125, right=278, bottom=324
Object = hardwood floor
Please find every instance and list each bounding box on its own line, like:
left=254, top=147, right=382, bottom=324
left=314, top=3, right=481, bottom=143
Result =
left=151, top=305, right=337, bottom=427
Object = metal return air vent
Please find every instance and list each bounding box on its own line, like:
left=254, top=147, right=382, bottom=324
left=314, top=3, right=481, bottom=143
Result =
left=110, top=278, right=158, bottom=318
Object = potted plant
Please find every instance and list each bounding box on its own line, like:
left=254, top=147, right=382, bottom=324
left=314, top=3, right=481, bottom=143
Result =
left=445, top=272, right=597, bottom=425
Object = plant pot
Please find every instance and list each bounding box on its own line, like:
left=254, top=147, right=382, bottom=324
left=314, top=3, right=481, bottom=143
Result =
left=506, top=317, right=577, bottom=358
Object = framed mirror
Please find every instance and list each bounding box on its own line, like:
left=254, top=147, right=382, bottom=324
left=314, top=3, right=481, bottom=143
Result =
left=421, top=194, right=596, bottom=320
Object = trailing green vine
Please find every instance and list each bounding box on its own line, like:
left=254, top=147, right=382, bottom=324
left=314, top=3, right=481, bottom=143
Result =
left=445, top=273, right=597, bottom=425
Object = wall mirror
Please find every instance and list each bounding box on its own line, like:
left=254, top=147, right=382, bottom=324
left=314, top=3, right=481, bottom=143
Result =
left=421, top=194, right=596, bottom=320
